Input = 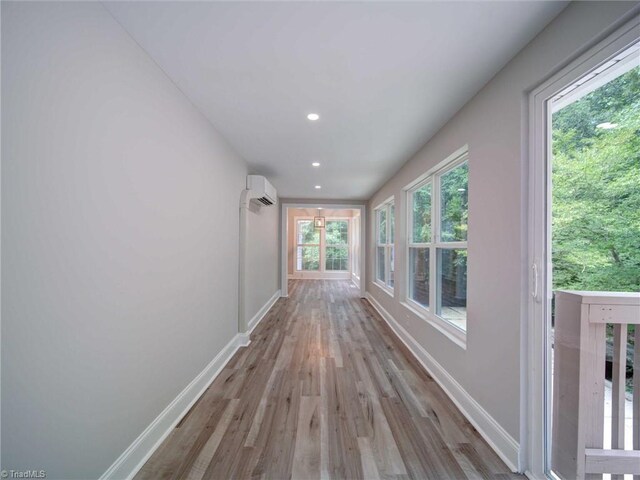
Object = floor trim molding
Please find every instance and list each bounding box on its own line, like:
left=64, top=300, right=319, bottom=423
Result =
left=101, top=290, right=282, bottom=480
left=100, top=333, right=246, bottom=480
left=365, top=292, right=520, bottom=472
left=288, top=273, right=351, bottom=280
left=246, top=289, right=281, bottom=335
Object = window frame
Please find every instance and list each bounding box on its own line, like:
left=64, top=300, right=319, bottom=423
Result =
left=404, top=146, right=469, bottom=347
left=295, top=218, right=321, bottom=271
left=352, top=215, right=361, bottom=279
left=407, top=180, right=432, bottom=310
left=325, top=219, right=350, bottom=272
left=294, top=216, right=351, bottom=274
left=374, top=197, right=395, bottom=294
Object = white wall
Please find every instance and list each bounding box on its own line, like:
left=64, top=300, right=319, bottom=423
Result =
left=1, top=2, right=277, bottom=478
left=366, top=0, right=639, bottom=463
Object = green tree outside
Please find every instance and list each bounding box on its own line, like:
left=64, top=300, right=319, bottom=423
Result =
left=552, top=66, right=639, bottom=390
left=552, top=66, right=640, bottom=294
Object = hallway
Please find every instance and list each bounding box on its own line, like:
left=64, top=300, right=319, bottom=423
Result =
left=136, top=280, right=517, bottom=480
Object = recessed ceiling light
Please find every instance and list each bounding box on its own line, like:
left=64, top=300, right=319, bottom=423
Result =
left=596, top=122, right=618, bottom=129
left=307, top=113, right=320, bottom=121
left=312, top=162, right=320, bottom=167
left=315, top=185, right=322, bottom=189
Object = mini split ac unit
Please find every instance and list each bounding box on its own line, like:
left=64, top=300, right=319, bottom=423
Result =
left=246, top=175, right=277, bottom=206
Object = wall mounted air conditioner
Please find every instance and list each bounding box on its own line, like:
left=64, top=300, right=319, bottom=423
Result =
left=246, top=175, right=277, bottom=206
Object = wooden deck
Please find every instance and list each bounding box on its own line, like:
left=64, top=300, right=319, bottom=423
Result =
left=135, top=280, right=518, bottom=479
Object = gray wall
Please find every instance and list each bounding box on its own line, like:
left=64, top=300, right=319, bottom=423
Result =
left=1, top=2, right=278, bottom=478
left=245, top=202, right=280, bottom=323
left=366, top=0, right=638, bottom=444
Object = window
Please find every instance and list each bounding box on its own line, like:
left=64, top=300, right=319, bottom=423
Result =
left=375, top=198, right=394, bottom=290
left=325, top=220, right=349, bottom=271
left=352, top=216, right=361, bottom=278
left=407, top=150, right=468, bottom=332
left=409, top=183, right=431, bottom=308
left=296, top=219, right=320, bottom=271
left=295, top=217, right=350, bottom=274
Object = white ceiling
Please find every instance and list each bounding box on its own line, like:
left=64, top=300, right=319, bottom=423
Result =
left=105, top=1, right=567, bottom=200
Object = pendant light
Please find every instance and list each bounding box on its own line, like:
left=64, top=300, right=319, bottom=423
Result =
left=314, top=208, right=325, bottom=228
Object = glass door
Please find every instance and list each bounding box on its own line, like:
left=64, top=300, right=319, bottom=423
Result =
left=545, top=44, right=640, bottom=479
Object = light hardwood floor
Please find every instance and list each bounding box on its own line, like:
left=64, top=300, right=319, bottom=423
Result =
left=135, top=280, right=520, bottom=480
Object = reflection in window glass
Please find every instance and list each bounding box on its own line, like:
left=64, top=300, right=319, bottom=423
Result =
left=378, top=209, right=387, bottom=244
left=377, top=246, right=386, bottom=282
left=296, top=219, right=320, bottom=271
left=298, top=220, right=320, bottom=244
left=389, top=204, right=395, bottom=243
left=298, top=246, right=320, bottom=271
left=412, top=183, right=431, bottom=243
left=326, top=246, right=348, bottom=271
left=409, top=247, right=429, bottom=308
left=436, top=248, right=467, bottom=330
left=375, top=201, right=394, bottom=289
left=440, top=162, right=468, bottom=242
left=407, top=152, right=468, bottom=332
left=326, top=220, right=348, bottom=245
left=325, top=220, right=349, bottom=271
left=388, top=246, right=395, bottom=288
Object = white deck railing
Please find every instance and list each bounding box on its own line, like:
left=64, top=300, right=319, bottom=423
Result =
left=552, top=290, right=640, bottom=479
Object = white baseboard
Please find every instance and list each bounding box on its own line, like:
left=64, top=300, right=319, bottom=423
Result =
left=100, top=333, right=248, bottom=480
left=288, top=272, right=351, bottom=280
left=525, top=470, right=550, bottom=480
left=101, top=290, right=282, bottom=480
left=246, top=289, right=281, bottom=335
left=365, top=292, right=520, bottom=472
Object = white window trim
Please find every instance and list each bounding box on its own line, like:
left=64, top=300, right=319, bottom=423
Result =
left=374, top=197, right=395, bottom=294
left=281, top=203, right=366, bottom=299
left=295, top=217, right=321, bottom=272
left=325, top=219, right=350, bottom=272
left=352, top=215, right=361, bottom=279
left=294, top=216, right=351, bottom=274
left=404, top=146, right=469, bottom=345
left=400, top=300, right=467, bottom=349
left=525, top=19, right=639, bottom=478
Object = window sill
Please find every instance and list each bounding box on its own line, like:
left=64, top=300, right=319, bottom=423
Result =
left=373, top=280, right=394, bottom=298
left=401, top=300, right=467, bottom=350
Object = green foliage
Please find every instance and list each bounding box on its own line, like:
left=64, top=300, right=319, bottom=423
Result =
left=389, top=204, right=395, bottom=243
left=552, top=67, right=640, bottom=293
left=299, top=246, right=319, bottom=270
left=411, top=163, right=468, bottom=245
left=299, top=219, right=350, bottom=271
left=413, top=184, right=431, bottom=243
left=440, top=162, right=468, bottom=242
left=553, top=68, right=640, bottom=152
left=298, top=220, right=319, bottom=270
left=378, top=209, right=387, bottom=243
left=326, top=220, right=348, bottom=270
left=326, top=220, right=348, bottom=245
left=298, top=220, right=319, bottom=244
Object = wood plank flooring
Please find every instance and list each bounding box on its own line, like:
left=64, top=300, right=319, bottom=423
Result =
left=135, top=280, right=520, bottom=480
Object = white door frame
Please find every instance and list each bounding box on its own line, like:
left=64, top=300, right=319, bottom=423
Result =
left=280, top=202, right=366, bottom=298
left=524, top=15, right=640, bottom=478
